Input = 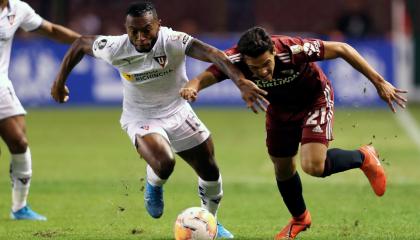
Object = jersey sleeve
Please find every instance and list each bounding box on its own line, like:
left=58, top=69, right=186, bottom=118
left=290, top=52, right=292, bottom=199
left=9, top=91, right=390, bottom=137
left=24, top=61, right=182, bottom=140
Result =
left=166, top=29, right=194, bottom=56
left=19, top=1, right=43, bottom=32
left=278, top=36, right=325, bottom=64
left=206, top=47, right=239, bottom=82
left=92, top=35, right=122, bottom=64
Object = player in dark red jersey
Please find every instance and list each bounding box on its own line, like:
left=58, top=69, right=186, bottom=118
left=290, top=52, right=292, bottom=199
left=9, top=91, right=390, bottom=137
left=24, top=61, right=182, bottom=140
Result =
left=180, top=27, right=407, bottom=240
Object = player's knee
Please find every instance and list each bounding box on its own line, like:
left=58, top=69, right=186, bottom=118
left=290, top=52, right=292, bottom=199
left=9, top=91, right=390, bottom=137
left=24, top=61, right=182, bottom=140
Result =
left=301, top=159, right=324, bottom=177
left=8, top=136, right=28, bottom=154
left=155, top=157, right=175, bottom=179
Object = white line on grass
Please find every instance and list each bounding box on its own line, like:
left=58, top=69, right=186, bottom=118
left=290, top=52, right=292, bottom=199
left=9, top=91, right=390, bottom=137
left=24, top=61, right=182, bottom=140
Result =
left=395, top=110, right=420, bottom=152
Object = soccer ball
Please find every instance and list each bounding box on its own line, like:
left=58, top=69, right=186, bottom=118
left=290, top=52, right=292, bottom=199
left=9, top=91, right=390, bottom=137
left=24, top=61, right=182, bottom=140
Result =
left=174, top=207, right=217, bottom=240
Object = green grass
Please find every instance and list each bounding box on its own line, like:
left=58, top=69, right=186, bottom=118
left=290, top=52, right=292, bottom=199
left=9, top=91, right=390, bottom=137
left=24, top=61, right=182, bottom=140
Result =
left=0, top=107, right=419, bottom=239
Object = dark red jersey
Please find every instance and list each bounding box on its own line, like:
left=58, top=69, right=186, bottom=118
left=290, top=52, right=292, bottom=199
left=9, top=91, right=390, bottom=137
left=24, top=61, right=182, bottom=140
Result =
left=207, top=35, right=331, bottom=112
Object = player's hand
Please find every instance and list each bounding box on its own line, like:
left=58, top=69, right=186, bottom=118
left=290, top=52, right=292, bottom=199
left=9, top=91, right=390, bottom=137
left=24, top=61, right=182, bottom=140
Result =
left=51, top=81, right=70, bottom=103
left=237, top=79, right=269, bottom=113
left=375, top=81, right=407, bottom=113
left=180, top=87, right=198, bottom=102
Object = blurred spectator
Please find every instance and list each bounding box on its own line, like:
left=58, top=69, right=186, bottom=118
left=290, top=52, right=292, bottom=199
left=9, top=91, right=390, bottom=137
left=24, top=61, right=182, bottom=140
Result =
left=177, top=19, right=200, bottom=36
left=69, top=11, right=101, bottom=35
left=335, top=0, right=373, bottom=39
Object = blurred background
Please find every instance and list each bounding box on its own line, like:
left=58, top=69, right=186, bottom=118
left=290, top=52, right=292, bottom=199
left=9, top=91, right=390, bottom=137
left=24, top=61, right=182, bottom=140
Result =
left=10, top=0, right=420, bottom=108
left=2, top=1, right=420, bottom=239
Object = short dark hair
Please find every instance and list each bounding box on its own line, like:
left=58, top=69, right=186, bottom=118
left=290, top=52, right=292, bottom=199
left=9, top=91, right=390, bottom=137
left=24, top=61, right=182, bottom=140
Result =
left=237, top=27, right=273, bottom=58
left=126, top=1, right=158, bottom=18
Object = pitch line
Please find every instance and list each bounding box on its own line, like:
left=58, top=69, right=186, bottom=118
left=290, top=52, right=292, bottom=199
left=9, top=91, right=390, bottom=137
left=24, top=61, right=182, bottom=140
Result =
left=395, top=110, right=420, bottom=152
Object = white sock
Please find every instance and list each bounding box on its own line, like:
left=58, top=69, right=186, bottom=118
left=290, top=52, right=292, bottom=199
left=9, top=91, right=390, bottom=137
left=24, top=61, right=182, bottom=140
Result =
left=146, top=165, right=166, bottom=187
left=10, top=148, right=32, bottom=212
left=198, top=174, right=223, bottom=216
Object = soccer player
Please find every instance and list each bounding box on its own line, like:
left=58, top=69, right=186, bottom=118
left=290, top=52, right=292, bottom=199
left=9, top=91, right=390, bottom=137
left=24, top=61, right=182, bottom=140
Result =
left=0, top=0, right=80, bottom=220
left=50, top=2, right=263, bottom=238
left=180, top=27, right=407, bottom=239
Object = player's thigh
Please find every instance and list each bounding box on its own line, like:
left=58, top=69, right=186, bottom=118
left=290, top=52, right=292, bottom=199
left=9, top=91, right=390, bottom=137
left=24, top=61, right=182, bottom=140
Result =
left=301, top=94, right=334, bottom=165
left=135, top=133, right=174, bottom=163
left=0, top=84, right=27, bottom=146
left=266, top=116, right=302, bottom=159
left=123, top=121, right=174, bottom=164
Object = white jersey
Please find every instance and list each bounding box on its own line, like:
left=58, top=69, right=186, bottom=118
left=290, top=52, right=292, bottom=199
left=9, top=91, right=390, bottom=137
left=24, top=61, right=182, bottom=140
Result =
left=0, top=0, right=43, bottom=86
left=92, top=26, right=194, bottom=122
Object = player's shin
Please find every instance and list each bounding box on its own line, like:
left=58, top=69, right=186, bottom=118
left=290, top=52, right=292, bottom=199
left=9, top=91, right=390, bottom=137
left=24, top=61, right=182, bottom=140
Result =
left=10, top=148, right=32, bottom=212
left=198, top=174, right=223, bottom=216
left=276, top=172, right=306, bottom=217
left=321, top=148, right=363, bottom=177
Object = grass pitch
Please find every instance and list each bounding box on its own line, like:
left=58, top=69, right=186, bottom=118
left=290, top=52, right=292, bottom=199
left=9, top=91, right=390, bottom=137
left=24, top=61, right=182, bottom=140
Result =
left=0, top=106, right=419, bottom=239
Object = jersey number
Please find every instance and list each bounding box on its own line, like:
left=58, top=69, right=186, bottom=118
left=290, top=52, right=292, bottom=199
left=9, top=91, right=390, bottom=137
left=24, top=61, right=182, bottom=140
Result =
left=306, top=107, right=327, bottom=125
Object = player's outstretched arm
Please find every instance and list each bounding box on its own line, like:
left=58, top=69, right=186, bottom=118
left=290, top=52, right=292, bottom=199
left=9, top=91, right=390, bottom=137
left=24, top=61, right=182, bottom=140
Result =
left=180, top=71, right=219, bottom=102
left=51, top=35, right=96, bottom=103
left=35, top=20, right=81, bottom=44
left=323, top=41, right=407, bottom=112
left=185, top=39, right=269, bottom=113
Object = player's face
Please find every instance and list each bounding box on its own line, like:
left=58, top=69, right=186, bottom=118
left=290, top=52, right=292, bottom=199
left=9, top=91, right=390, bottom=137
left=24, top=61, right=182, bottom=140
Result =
left=243, top=50, right=276, bottom=81
left=125, top=12, right=160, bottom=52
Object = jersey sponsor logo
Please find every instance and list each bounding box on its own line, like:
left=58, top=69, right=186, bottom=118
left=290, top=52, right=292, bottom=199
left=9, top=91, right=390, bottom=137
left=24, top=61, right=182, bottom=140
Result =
left=254, top=72, right=300, bottom=88
left=121, top=69, right=174, bottom=82
left=153, top=55, right=167, bottom=68
left=303, top=41, right=321, bottom=57
left=94, top=39, right=108, bottom=51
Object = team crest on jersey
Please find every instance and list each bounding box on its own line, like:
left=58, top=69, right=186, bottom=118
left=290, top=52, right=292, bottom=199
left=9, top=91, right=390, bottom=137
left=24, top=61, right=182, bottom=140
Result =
left=140, top=125, right=150, bottom=130
left=154, top=55, right=167, bottom=68
left=7, top=15, right=15, bottom=25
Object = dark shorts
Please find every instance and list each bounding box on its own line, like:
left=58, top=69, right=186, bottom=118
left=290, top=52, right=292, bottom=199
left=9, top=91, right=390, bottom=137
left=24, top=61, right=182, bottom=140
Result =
left=266, top=84, right=334, bottom=157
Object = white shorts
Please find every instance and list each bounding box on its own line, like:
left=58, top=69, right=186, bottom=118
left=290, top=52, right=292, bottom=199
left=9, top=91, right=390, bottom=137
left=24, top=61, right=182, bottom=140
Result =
left=122, top=104, right=210, bottom=153
left=0, top=83, right=26, bottom=121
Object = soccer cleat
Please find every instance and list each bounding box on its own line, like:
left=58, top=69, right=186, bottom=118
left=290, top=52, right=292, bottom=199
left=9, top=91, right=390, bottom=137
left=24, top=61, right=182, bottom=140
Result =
left=217, top=222, right=234, bottom=239
left=144, top=181, right=164, bottom=218
left=359, top=145, right=386, bottom=196
left=275, top=210, right=311, bottom=240
left=10, top=205, right=47, bottom=221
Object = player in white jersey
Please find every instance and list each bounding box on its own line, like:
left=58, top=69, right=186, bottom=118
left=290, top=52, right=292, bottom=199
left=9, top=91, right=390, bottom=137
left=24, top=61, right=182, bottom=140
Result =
left=50, top=2, right=266, bottom=238
left=0, top=0, right=80, bottom=220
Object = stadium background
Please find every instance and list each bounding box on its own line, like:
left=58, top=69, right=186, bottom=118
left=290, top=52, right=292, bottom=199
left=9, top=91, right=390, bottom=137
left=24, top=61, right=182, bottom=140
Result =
left=1, top=0, right=420, bottom=239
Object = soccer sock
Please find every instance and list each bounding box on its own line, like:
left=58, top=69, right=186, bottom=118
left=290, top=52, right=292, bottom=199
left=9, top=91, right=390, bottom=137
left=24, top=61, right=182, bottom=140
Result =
left=10, top=148, right=32, bottom=212
left=276, top=172, right=306, bottom=218
left=146, top=165, right=167, bottom=187
left=321, top=148, right=364, bottom=177
left=198, top=174, right=223, bottom=216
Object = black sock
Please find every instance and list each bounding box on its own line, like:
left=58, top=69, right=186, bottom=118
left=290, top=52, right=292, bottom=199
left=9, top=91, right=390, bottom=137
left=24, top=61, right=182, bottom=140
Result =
left=321, top=148, right=364, bottom=177
left=276, top=172, right=306, bottom=217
